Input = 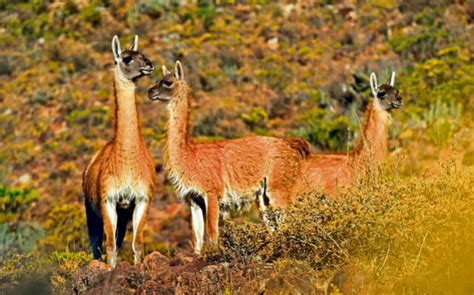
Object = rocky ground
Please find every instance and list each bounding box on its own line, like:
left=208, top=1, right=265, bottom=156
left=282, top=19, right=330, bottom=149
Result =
left=71, top=251, right=331, bottom=294
left=68, top=250, right=378, bottom=294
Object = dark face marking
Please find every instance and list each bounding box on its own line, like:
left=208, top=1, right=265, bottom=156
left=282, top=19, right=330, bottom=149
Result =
left=376, top=84, right=403, bottom=111
left=118, top=49, right=154, bottom=81
left=147, top=74, right=179, bottom=102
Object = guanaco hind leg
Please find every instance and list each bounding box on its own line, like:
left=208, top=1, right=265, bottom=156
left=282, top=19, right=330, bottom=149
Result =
left=132, top=199, right=148, bottom=264
left=205, top=192, right=220, bottom=245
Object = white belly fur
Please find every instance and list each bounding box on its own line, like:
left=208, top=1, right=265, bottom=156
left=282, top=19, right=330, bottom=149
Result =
left=106, top=175, right=149, bottom=207
left=219, top=187, right=258, bottom=214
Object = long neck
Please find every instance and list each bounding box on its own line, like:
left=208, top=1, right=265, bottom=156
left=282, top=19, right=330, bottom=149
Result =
left=164, top=83, right=193, bottom=171
left=351, top=100, right=390, bottom=169
left=113, top=68, right=141, bottom=152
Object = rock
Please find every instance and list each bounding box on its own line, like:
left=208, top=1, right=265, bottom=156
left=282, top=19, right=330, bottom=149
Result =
left=71, top=260, right=108, bottom=293
left=283, top=4, right=295, bottom=17
left=143, top=251, right=170, bottom=271
left=90, top=262, right=148, bottom=293
left=172, top=250, right=197, bottom=265
left=330, top=265, right=375, bottom=294
left=18, top=173, right=32, bottom=185
left=267, top=37, right=279, bottom=50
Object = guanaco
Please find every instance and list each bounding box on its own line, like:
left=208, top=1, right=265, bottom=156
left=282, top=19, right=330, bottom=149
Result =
left=292, top=72, right=402, bottom=196
left=147, top=61, right=310, bottom=253
left=83, top=35, right=155, bottom=268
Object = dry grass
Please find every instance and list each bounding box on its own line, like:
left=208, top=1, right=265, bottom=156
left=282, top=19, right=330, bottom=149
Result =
left=214, top=161, right=474, bottom=292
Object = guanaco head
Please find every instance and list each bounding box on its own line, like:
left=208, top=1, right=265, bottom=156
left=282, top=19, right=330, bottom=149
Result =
left=147, top=61, right=185, bottom=102
left=370, top=72, right=403, bottom=111
left=112, top=35, right=154, bottom=82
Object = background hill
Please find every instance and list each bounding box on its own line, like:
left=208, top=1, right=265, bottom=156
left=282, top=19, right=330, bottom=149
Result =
left=1, top=0, right=473, bottom=293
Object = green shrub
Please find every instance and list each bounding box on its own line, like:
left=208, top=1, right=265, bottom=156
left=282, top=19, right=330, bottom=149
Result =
left=399, top=46, right=474, bottom=114
left=255, top=61, right=293, bottom=92
left=40, top=203, right=89, bottom=252
left=0, top=222, right=44, bottom=264
left=45, top=39, right=96, bottom=72
left=49, top=250, right=90, bottom=293
left=0, top=252, right=48, bottom=283
left=28, top=89, right=52, bottom=105
left=419, top=97, right=462, bottom=146
left=183, top=5, right=217, bottom=31
left=50, top=250, right=89, bottom=273
left=79, top=6, right=101, bottom=26
left=0, top=54, right=17, bottom=75
left=0, top=250, right=89, bottom=294
left=0, top=186, right=39, bottom=223
left=135, top=0, right=170, bottom=18
left=241, top=106, right=268, bottom=131
left=290, top=108, right=353, bottom=151
left=193, top=107, right=245, bottom=139
left=66, top=107, right=108, bottom=128
left=389, top=8, right=448, bottom=61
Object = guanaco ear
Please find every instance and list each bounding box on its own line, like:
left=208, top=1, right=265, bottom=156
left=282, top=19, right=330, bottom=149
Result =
left=162, top=65, right=172, bottom=76
left=390, top=71, right=396, bottom=87
left=131, top=35, right=139, bottom=51
left=112, top=35, right=122, bottom=64
left=369, top=72, right=378, bottom=98
left=175, top=60, right=184, bottom=81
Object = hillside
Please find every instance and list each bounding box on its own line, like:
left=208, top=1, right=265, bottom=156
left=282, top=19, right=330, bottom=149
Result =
left=1, top=1, right=474, bottom=293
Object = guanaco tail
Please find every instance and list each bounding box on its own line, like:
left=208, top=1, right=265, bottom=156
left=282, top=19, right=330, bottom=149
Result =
left=83, top=35, right=155, bottom=268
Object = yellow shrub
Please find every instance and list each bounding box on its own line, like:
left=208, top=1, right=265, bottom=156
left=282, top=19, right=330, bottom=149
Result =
left=216, top=163, right=474, bottom=292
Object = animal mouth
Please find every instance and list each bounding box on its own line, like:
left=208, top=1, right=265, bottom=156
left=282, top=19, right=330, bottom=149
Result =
left=140, top=66, right=154, bottom=75
left=149, top=92, right=170, bottom=102
left=391, top=98, right=403, bottom=109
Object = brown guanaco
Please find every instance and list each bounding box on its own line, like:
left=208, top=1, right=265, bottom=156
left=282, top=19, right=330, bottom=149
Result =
left=83, top=35, right=155, bottom=268
left=292, top=72, right=402, bottom=196
left=147, top=61, right=309, bottom=253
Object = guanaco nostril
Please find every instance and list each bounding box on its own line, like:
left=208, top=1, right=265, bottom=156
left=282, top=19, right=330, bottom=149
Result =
left=145, top=60, right=154, bottom=69
left=148, top=88, right=158, bottom=98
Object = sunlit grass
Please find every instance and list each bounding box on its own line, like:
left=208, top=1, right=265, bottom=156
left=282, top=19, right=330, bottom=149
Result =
left=216, top=161, right=474, bottom=293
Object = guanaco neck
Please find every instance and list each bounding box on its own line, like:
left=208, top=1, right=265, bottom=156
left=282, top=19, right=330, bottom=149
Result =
left=164, top=83, right=193, bottom=172
left=350, top=100, right=390, bottom=169
left=112, top=68, right=141, bottom=155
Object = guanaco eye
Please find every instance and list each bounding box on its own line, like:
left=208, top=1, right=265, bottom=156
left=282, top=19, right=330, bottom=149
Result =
left=122, top=56, right=133, bottom=65
left=163, top=80, right=174, bottom=88
left=377, top=91, right=386, bottom=99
